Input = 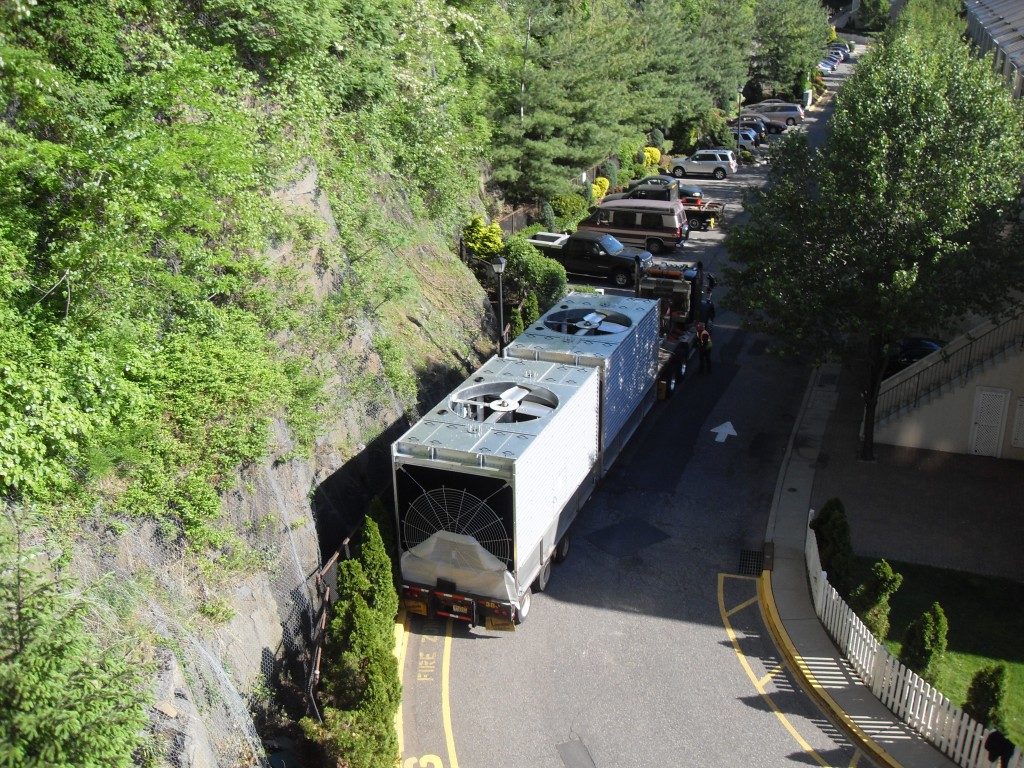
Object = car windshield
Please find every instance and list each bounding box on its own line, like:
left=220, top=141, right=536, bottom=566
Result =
left=598, top=235, right=624, bottom=255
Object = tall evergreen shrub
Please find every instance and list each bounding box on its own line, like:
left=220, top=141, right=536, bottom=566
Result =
left=899, top=602, right=948, bottom=684
left=963, top=664, right=1008, bottom=731
left=849, top=559, right=903, bottom=641
left=809, top=498, right=855, bottom=596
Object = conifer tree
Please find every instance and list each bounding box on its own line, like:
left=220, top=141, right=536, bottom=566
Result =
left=0, top=513, right=149, bottom=768
left=849, top=560, right=903, bottom=640
left=899, top=602, right=948, bottom=684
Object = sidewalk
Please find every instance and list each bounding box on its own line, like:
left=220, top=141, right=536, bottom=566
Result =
left=763, top=364, right=960, bottom=768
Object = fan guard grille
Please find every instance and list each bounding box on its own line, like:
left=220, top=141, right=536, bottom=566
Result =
left=403, top=487, right=513, bottom=567
left=544, top=308, right=633, bottom=335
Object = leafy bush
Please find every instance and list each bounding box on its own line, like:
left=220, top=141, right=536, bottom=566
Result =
left=593, top=176, right=610, bottom=198
left=616, top=136, right=647, bottom=186
left=648, top=128, right=665, bottom=152
left=502, top=235, right=568, bottom=311
left=963, top=664, right=1008, bottom=730
left=899, top=602, right=948, bottom=684
left=810, top=498, right=856, bottom=596
left=739, top=148, right=755, bottom=164
left=643, top=147, right=662, bottom=168
left=849, top=559, right=903, bottom=641
left=550, top=194, right=590, bottom=229
left=462, top=215, right=504, bottom=260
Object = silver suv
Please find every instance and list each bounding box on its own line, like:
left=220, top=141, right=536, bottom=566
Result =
left=670, top=150, right=737, bottom=180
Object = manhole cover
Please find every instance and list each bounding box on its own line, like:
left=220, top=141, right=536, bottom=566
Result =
left=739, top=548, right=764, bottom=576
left=587, top=519, right=669, bottom=558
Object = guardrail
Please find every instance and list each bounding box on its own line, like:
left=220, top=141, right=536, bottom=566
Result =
left=804, top=509, right=1022, bottom=768
left=876, top=311, right=1024, bottom=422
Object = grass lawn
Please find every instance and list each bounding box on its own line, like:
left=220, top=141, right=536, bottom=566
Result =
left=852, top=558, right=1023, bottom=745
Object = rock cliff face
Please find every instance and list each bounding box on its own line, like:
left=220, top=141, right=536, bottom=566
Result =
left=72, top=162, right=493, bottom=767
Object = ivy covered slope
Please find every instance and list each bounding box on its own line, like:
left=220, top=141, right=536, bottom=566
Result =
left=0, top=0, right=495, bottom=556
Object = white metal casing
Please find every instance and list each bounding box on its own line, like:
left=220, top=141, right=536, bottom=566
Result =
left=504, top=293, right=660, bottom=470
left=391, top=357, right=600, bottom=591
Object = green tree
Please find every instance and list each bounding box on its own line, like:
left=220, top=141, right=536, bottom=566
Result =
left=858, top=0, right=891, bottom=31
left=963, top=664, right=1008, bottom=731
left=899, top=602, right=948, bottom=684
left=750, top=0, right=831, bottom=98
left=726, top=14, right=1024, bottom=460
left=0, top=511, right=149, bottom=767
left=359, top=516, right=398, bottom=626
left=849, top=559, right=903, bottom=640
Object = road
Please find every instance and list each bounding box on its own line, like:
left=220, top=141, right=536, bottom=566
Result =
left=398, top=55, right=869, bottom=768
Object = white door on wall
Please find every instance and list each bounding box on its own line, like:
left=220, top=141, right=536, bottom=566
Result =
left=969, top=387, right=1010, bottom=457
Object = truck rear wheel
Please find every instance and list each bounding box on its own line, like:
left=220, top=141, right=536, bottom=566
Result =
left=534, top=560, right=552, bottom=592
left=612, top=269, right=630, bottom=288
left=514, top=588, right=532, bottom=624
left=553, top=535, right=571, bottom=563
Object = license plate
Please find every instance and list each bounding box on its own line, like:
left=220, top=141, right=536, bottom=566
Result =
left=404, top=599, right=427, bottom=616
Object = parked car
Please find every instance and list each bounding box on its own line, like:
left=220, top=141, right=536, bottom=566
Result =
left=670, top=149, right=737, bottom=179
left=578, top=199, right=689, bottom=254
left=730, top=127, right=759, bottom=150
left=817, top=60, right=835, bottom=74
left=625, top=174, right=678, bottom=190
left=745, top=102, right=805, bottom=125
left=884, top=338, right=946, bottom=377
left=829, top=44, right=850, bottom=61
left=526, top=230, right=653, bottom=286
left=738, top=113, right=787, bottom=135
left=823, top=52, right=842, bottom=67
left=730, top=116, right=767, bottom=141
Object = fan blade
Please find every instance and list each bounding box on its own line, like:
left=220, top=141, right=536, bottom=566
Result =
left=484, top=410, right=506, bottom=423
left=574, top=327, right=592, bottom=336
left=498, top=385, right=530, bottom=403
left=581, top=312, right=605, bottom=325
left=516, top=402, right=553, bottom=418
left=597, top=321, right=629, bottom=333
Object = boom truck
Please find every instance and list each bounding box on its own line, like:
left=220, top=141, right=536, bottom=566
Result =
left=391, top=262, right=711, bottom=630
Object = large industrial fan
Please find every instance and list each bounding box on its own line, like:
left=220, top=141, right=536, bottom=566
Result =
left=448, top=381, right=558, bottom=423
left=401, top=483, right=514, bottom=567
left=543, top=307, right=633, bottom=336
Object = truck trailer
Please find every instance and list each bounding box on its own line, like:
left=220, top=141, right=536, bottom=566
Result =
left=391, top=273, right=710, bottom=629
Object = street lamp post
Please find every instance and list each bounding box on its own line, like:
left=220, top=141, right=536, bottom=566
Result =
left=491, top=256, right=507, bottom=353
left=737, top=85, right=743, bottom=118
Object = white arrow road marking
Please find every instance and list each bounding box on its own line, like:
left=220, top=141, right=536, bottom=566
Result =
left=710, top=421, right=737, bottom=443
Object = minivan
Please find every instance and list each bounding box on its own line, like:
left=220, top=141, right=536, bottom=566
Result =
left=747, top=103, right=804, bottom=125
left=578, top=198, right=689, bottom=253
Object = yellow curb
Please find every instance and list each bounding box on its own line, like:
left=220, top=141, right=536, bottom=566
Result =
left=758, top=571, right=906, bottom=768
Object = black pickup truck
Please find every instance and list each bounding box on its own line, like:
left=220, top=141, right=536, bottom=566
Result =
left=526, top=231, right=652, bottom=288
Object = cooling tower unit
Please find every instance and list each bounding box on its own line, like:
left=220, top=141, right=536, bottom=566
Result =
left=392, top=357, right=600, bottom=624
left=503, top=292, right=660, bottom=472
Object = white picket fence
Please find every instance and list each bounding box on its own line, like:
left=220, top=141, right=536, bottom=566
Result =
left=803, top=508, right=1022, bottom=768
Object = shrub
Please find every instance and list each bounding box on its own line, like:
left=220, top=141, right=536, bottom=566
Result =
left=899, top=602, right=948, bottom=684
left=540, top=200, right=557, bottom=230
left=739, top=148, right=754, bottom=164
left=809, top=498, right=855, bottom=596
left=509, top=306, right=524, bottom=339
left=648, top=128, right=665, bottom=151
left=550, top=193, right=589, bottom=228
left=616, top=136, right=646, bottom=186
left=963, top=664, right=1008, bottom=730
left=521, top=292, right=541, bottom=326
left=849, top=559, right=903, bottom=640
left=501, top=235, right=567, bottom=311
left=642, top=147, right=661, bottom=168
left=593, top=176, right=610, bottom=198
left=598, top=162, right=619, bottom=190
left=462, top=215, right=504, bottom=260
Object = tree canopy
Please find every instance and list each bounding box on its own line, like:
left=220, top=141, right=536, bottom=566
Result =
left=726, top=1, right=1024, bottom=458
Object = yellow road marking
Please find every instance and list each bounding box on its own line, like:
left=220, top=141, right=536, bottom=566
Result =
left=726, top=595, right=759, bottom=617
left=758, top=663, right=784, bottom=688
left=849, top=749, right=861, bottom=767
left=395, top=610, right=410, bottom=755
left=717, top=573, right=831, bottom=768
left=441, top=619, right=460, bottom=768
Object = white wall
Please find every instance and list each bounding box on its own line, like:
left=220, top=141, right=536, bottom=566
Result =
left=875, top=348, right=1024, bottom=461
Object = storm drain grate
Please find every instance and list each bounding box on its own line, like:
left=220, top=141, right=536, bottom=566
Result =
left=739, top=548, right=764, bottom=576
